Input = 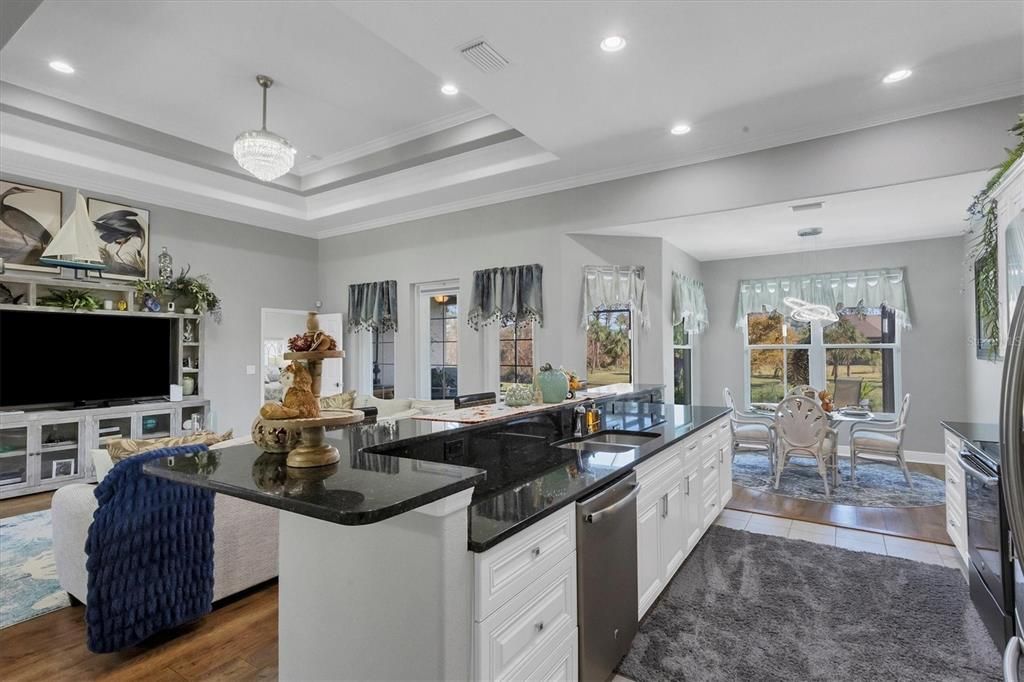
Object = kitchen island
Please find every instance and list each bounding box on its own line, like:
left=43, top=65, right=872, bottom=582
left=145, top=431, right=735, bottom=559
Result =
left=147, top=386, right=731, bottom=681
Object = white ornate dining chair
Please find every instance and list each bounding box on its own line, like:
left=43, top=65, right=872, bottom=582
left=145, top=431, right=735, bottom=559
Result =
left=722, top=388, right=775, bottom=474
left=771, top=396, right=838, bottom=497
left=787, top=384, right=819, bottom=400
left=849, top=393, right=912, bottom=487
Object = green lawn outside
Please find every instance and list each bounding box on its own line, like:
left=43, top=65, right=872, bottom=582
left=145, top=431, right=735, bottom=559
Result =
left=588, top=368, right=631, bottom=387
left=750, top=362, right=885, bottom=410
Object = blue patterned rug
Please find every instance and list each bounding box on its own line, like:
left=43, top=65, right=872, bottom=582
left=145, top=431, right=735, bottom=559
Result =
left=1, top=510, right=70, bottom=628
left=733, top=453, right=946, bottom=507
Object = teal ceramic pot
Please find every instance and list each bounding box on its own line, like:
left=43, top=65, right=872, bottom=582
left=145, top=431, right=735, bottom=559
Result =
left=536, top=364, right=569, bottom=404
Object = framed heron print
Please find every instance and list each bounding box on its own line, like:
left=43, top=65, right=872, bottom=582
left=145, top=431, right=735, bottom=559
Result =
left=0, top=180, right=62, bottom=273
left=86, top=197, right=150, bottom=280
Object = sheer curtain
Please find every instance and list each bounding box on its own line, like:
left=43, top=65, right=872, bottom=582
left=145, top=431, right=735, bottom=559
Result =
left=735, top=268, right=911, bottom=328
left=671, top=273, right=709, bottom=334
left=580, top=265, right=649, bottom=328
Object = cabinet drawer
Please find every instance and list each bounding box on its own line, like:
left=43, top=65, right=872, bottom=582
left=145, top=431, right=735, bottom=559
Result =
left=701, top=453, right=719, bottom=495
left=509, top=626, right=578, bottom=682
left=947, top=504, right=967, bottom=554
left=474, top=506, right=575, bottom=622
left=702, top=489, right=720, bottom=528
left=475, top=553, right=577, bottom=682
left=636, top=445, right=682, bottom=490
left=681, top=437, right=702, bottom=469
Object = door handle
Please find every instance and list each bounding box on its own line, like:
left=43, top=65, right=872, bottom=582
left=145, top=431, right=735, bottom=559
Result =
left=584, top=483, right=641, bottom=524
left=1005, top=636, right=1022, bottom=682
left=958, top=455, right=998, bottom=486
left=684, top=475, right=690, bottom=496
left=661, top=493, right=668, bottom=518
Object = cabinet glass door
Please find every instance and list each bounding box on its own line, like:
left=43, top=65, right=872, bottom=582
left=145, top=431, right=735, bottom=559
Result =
left=180, top=406, right=206, bottom=435
left=140, top=412, right=172, bottom=439
left=97, top=416, right=133, bottom=445
left=40, top=421, right=80, bottom=482
left=0, top=426, right=30, bottom=489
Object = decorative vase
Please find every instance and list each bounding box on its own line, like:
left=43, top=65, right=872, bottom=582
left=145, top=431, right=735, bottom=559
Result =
left=505, top=383, right=533, bottom=407
left=182, top=376, right=196, bottom=396
left=535, top=363, right=569, bottom=404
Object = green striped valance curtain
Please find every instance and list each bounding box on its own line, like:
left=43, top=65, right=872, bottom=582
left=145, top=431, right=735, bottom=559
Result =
left=735, top=268, right=911, bottom=329
left=670, top=273, right=709, bottom=334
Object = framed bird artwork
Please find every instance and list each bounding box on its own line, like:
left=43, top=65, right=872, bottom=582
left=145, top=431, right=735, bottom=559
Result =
left=86, top=197, right=150, bottom=280
left=0, top=180, right=63, bottom=273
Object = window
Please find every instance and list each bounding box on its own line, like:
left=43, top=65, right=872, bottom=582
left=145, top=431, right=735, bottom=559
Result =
left=429, top=294, right=458, bottom=399
left=499, top=321, right=534, bottom=393
left=746, top=312, right=810, bottom=403
left=823, top=306, right=897, bottom=412
left=672, top=322, right=692, bottom=405
left=743, top=307, right=900, bottom=412
left=586, top=308, right=632, bottom=388
left=371, top=328, right=395, bottom=399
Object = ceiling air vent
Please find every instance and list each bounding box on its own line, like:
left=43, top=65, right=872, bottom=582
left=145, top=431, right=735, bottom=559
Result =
left=459, top=39, right=509, bottom=73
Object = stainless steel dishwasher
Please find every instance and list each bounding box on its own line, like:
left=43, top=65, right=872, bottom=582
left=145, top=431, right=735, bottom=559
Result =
left=577, top=472, right=640, bottom=682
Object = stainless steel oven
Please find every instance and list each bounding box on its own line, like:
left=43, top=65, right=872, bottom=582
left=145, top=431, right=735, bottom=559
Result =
left=959, top=440, right=1014, bottom=647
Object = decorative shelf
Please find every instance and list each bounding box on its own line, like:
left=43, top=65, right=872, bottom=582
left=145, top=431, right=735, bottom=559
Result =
left=40, top=442, right=78, bottom=452
left=182, top=368, right=199, bottom=373
left=183, top=342, right=200, bottom=347
left=0, top=303, right=201, bottom=320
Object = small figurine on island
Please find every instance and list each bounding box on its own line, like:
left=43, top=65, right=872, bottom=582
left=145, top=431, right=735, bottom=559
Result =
left=259, top=362, right=320, bottom=419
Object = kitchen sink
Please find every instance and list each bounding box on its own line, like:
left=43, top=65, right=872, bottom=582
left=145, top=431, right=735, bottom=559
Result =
left=554, top=430, right=660, bottom=452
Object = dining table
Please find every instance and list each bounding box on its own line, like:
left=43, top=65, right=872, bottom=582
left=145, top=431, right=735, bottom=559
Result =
left=746, top=402, right=896, bottom=487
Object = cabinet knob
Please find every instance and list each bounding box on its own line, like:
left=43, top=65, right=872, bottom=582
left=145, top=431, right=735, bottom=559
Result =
left=531, top=547, right=541, bottom=558
left=535, top=622, right=544, bottom=632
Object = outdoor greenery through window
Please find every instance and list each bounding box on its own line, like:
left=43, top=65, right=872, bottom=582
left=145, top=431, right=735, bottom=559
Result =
left=499, top=321, right=534, bottom=393
left=429, top=294, right=458, bottom=399
left=673, top=322, right=691, bottom=405
left=744, top=306, right=898, bottom=412
left=587, top=307, right=632, bottom=388
left=823, top=306, right=896, bottom=412
left=371, top=328, right=395, bottom=399
left=747, top=312, right=810, bottom=403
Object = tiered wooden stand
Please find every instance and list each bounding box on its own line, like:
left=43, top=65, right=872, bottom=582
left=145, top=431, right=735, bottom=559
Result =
left=262, top=314, right=362, bottom=468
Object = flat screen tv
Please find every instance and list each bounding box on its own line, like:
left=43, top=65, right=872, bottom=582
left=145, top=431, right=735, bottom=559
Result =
left=0, top=309, right=173, bottom=409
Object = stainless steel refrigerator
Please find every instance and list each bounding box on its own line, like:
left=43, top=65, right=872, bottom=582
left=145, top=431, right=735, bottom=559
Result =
left=1000, top=287, right=1024, bottom=680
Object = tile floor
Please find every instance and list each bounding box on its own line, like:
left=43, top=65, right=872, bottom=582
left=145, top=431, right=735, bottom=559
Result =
left=714, top=508, right=964, bottom=571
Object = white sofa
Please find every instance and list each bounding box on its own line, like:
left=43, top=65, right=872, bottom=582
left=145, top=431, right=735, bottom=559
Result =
left=51, top=437, right=279, bottom=605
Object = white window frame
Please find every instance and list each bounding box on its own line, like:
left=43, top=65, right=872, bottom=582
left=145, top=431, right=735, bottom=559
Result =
left=671, top=320, right=693, bottom=405
left=742, top=311, right=902, bottom=415
left=413, top=280, right=459, bottom=400
left=585, top=305, right=636, bottom=388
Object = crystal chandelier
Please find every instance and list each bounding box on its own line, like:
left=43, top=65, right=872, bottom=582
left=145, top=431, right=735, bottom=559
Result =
left=785, top=227, right=840, bottom=324
left=233, top=75, right=295, bottom=182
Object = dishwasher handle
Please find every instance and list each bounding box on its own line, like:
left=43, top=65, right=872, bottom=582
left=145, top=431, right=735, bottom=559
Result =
left=584, top=484, right=641, bottom=524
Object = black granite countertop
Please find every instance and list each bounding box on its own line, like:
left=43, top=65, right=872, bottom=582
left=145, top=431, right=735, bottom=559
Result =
left=941, top=420, right=1001, bottom=462
left=144, top=385, right=664, bottom=532
left=466, top=404, right=730, bottom=551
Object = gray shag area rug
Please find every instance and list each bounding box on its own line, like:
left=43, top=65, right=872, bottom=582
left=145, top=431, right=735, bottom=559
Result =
left=618, top=526, right=1000, bottom=682
left=733, top=452, right=945, bottom=507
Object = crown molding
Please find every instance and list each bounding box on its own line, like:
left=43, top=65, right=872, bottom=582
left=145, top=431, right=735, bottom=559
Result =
left=293, top=106, right=490, bottom=176
left=315, top=89, right=1023, bottom=239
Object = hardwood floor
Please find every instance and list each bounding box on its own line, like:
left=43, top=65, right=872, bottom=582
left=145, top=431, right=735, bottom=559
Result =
left=726, top=463, right=952, bottom=545
left=0, top=491, right=54, bottom=520
left=0, top=582, right=279, bottom=681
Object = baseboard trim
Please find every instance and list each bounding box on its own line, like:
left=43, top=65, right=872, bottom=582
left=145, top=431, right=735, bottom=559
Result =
left=834, top=446, right=944, bottom=466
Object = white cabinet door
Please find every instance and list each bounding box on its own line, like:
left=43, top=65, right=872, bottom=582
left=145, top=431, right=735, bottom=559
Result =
left=636, top=496, right=663, bottom=618
left=718, top=441, right=733, bottom=509
left=660, top=475, right=686, bottom=582
left=682, top=469, right=702, bottom=555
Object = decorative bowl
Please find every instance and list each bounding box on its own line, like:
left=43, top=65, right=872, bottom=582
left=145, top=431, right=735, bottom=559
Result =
left=505, top=383, right=533, bottom=407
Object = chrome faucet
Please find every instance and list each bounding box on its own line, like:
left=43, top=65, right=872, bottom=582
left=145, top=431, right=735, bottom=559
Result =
left=574, top=401, right=599, bottom=438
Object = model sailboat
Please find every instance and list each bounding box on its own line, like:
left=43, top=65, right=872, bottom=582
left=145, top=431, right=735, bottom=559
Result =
left=38, top=191, right=106, bottom=272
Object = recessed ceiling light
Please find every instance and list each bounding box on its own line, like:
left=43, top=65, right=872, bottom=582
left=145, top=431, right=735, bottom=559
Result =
left=882, top=69, right=912, bottom=84
left=670, top=123, right=691, bottom=136
left=49, top=60, right=74, bottom=74
left=600, top=36, right=627, bottom=52
left=440, top=83, right=459, bottom=96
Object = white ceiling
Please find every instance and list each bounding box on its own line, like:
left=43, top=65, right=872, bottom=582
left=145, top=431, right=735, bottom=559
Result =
left=0, top=0, right=481, bottom=174
left=0, top=0, right=1020, bottom=240
left=581, top=171, right=990, bottom=261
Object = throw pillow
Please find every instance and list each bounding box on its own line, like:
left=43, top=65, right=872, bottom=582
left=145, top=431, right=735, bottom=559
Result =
left=353, top=395, right=413, bottom=417
left=321, top=390, right=356, bottom=410
left=106, top=430, right=234, bottom=463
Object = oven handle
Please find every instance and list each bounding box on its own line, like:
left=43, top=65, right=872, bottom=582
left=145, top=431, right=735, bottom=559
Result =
left=1005, top=636, right=1022, bottom=682
left=959, top=452, right=998, bottom=486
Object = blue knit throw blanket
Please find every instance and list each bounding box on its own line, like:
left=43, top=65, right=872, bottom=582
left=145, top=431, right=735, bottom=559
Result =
left=86, top=444, right=215, bottom=653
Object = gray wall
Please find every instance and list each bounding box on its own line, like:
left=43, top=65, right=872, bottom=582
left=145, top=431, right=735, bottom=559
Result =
left=699, top=236, right=967, bottom=453
left=4, top=174, right=319, bottom=433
